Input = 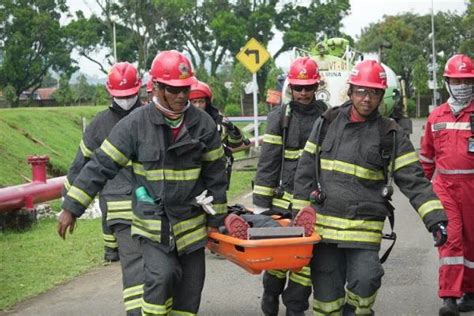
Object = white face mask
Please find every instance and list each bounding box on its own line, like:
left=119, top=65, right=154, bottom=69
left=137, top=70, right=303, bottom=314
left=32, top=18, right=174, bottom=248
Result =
left=446, top=82, right=473, bottom=114
left=114, top=95, right=138, bottom=111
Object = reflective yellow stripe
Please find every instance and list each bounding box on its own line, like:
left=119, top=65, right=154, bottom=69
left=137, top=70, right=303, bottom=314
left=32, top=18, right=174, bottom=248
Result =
left=321, top=159, right=385, bottom=180
left=107, top=211, right=133, bottom=221
left=124, top=298, right=142, bottom=312
left=169, top=310, right=197, bottom=316
left=131, top=214, right=161, bottom=243
left=317, top=213, right=384, bottom=232
left=213, top=203, right=227, bottom=215
left=67, top=185, right=93, bottom=207
left=253, top=185, right=274, bottom=197
left=263, top=133, right=283, bottom=145
left=393, top=151, right=418, bottom=171
left=64, top=178, right=71, bottom=191
left=267, top=269, right=287, bottom=279
left=284, top=149, right=303, bottom=160
left=346, top=288, right=377, bottom=314
left=80, top=139, right=93, bottom=158
left=142, top=297, right=172, bottom=315
left=100, top=139, right=129, bottom=166
left=107, top=200, right=132, bottom=211
left=173, top=214, right=206, bottom=236
left=313, top=297, right=345, bottom=315
left=132, top=163, right=201, bottom=181
left=289, top=272, right=312, bottom=287
left=283, top=191, right=293, bottom=201
left=271, top=197, right=291, bottom=210
left=123, top=284, right=143, bottom=299
left=304, top=141, right=318, bottom=154
left=103, top=233, right=116, bottom=242
left=418, top=199, right=443, bottom=219
left=201, top=146, right=224, bottom=162
left=317, top=225, right=382, bottom=244
left=228, top=135, right=243, bottom=144
left=292, top=199, right=311, bottom=211
left=175, top=226, right=207, bottom=251
left=104, top=240, right=118, bottom=248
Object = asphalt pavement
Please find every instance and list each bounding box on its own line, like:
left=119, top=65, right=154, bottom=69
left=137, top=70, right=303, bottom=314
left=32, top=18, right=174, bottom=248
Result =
left=2, top=119, right=474, bottom=316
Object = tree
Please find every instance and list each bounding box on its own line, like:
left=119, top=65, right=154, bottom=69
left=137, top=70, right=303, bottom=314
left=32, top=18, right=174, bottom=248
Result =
left=0, top=0, right=76, bottom=107
left=460, top=0, right=473, bottom=56
left=412, top=55, right=429, bottom=95
left=72, top=74, right=95, bottom=105
left=53, top=74, right=74, bottom=106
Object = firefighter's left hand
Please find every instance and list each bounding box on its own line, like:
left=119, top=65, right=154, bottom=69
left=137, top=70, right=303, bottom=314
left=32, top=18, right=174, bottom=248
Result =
left=57, top=210, right=77, bottom=240
left=431, top=221, right=448, bottom=247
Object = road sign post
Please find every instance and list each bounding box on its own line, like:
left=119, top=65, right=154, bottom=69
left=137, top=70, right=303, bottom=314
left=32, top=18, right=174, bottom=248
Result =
left=236, top=38, right=270, bottom=149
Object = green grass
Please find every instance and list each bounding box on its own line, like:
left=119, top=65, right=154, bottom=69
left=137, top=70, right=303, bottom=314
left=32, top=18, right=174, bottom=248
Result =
left=0, top=218, right=103, bottom=311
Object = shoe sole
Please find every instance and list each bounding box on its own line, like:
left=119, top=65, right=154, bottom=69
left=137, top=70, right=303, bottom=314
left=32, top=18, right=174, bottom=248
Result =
left=225, top=214, right=249, bottom=239
left=293, top=206, right=316, bottom=237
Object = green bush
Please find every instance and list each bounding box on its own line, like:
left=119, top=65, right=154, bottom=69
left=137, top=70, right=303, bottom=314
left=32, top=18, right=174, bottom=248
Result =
left=224, top=103, right=241, bottom=116
left=406, top=99, right=416, bottom=118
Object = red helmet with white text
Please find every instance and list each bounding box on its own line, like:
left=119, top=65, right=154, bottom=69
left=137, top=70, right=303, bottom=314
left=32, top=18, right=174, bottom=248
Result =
left=146, top=78, right=153, bottom=93
left=149, top=50, right=196, bottom=87
left=287, top=57, right=320, bottom=85
left=443, top=54, right=474, bottom=79
left=348, top=60, right=387, bottom=89
left=106, top=62, right=141, bottom=97
left=189, top=81, right=213, bottom=101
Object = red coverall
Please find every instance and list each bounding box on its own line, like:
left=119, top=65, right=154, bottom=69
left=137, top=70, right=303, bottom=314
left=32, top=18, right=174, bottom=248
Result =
left=420, top=101, right=474, bottom=298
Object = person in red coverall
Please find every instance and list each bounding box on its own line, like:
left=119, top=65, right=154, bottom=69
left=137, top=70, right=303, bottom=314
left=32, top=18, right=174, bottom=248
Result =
left=420, top=54, right=474, bottom=316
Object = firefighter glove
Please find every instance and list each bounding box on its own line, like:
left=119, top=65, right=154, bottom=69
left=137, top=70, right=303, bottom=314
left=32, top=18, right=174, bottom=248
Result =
left=195, top=190, right=216, bottom=215
left=431, top=221, right=448, bottom=247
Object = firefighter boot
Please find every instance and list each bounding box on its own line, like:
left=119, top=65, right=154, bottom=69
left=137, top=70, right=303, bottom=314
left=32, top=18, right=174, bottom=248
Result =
left=224, top=214, right=249, bottom=239
left=292, top=206, right=316, bottom=236
left=261, top=293, right=279, bottom=316
left=104, top=246, right=119, bottom=262
left=439, top=298, right=459, bottom=316
left=458, top=293, right=474, bottom=312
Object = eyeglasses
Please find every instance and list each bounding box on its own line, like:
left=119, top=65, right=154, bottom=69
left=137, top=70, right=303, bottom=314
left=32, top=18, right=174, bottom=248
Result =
left=163, top=85, right=191, bottom=94
left=353, top=87, right=383, bottom=99
left=291, top=84, right=317, bottom=92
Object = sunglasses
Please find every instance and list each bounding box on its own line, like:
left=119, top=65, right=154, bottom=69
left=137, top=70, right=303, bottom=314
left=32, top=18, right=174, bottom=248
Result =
left=353, top=87, right=383, bottom=99
left=291, top=84, right=317, bottom=92
left=163, top=85, right=191, bottom=94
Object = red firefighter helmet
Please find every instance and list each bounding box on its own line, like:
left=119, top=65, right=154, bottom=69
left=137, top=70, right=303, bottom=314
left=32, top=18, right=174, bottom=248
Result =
left=149, top=50, right=196, bottom=87
left=348, top=60, right=387, bottom=89
left=287, top=57, right=320, bottom=85
left=106, top=62, right=141, bottom=97
left=189, top=81, right=213, bottom=101
left=146, top=78, right=153, bottom=93
left=443, top=54, right=474, bottom=79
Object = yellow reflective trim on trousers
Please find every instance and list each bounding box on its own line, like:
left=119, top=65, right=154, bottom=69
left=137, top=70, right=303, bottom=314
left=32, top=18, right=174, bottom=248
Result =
left=313, top=297, right=345, bottom=315
left=292, top=199, right=310, bottom=211
left=64, top=178, right=71, bottom=191
left=175, top=226, right=207, bottom=251
left=107, top=200, right=132, bottom=210
left=393, top=151, right=418, bottom=171
left=263, top=133, right=283, bottom=145
left=317, top=225, right=382, bottom=244
left=317, top=213, right=384, bottom=232
left=346, top=288, right=378, bottom=314
left=284, top=149, right=303, bottom=160
left=125, top=298, right=142, bottom=312
left=254, top=185, right=274, bottom=197
left=418, top=199, right=443, bottom=219
left=100, top=139, right=129, bottom=167
left=172, top=214, right=206, bottom=236
left=79, top=139, right=93, bottom=158
left=289, top=271, right=312, bottom=287
left=304, top=141, right=318, bottom=154
left=321, top=159, right=385, bottom=180
left=104, top=240, right=118, bottom=248
left=169, top=310, right=197, bottom=316
left=267, top=269, right=288, bottom=279
left=213, top=203, right=227, bottom=215
left=142, top=297, right=172, bottom=315
left=123, top=284, right=144, bottom=299
left=132, top=163, right=201, bottom=181
left=131, top=214, right=161, bottom=243
left=201, top=146, right=224, bottom=162
left=272, top=197, right=291, bottom=209
left=67, top=185, right=93, bottom=207
left=107, top=211, right=132, bottom=221
left=103, top=233, right=116, bottom=242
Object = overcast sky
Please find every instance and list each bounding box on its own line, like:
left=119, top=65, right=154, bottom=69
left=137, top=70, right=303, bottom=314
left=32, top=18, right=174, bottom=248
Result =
left=67, top=0, right=469, bottom=78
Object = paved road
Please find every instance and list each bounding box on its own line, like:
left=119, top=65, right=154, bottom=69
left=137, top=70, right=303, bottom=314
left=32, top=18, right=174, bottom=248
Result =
left=2, top=119, right=473, bottom=316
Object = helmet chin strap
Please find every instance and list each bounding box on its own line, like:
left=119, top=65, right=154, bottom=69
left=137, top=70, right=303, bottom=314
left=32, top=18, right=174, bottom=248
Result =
left=153, top=95, right=190, bottom=120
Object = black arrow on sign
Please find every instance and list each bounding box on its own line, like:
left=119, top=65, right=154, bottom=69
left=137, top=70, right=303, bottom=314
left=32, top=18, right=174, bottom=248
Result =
left=245, top=48, right=260, bottom=64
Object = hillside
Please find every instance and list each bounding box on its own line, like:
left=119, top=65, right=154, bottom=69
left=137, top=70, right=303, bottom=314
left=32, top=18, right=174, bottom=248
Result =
left=0, top=106, right=106, bottom=187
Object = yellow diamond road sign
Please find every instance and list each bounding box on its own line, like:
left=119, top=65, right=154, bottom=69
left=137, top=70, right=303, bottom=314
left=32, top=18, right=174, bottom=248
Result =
left=236, top=38, right=270, bottom=73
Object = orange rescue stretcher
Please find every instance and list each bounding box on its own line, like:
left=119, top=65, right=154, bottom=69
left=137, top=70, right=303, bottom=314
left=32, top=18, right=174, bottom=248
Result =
left=206, top=218, right=320, bottom=274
